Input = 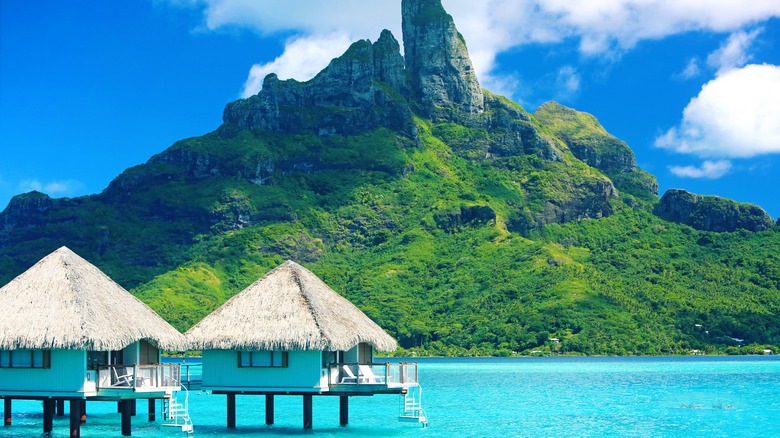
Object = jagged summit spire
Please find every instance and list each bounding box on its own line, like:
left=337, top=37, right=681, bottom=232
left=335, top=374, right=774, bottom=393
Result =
left=402, top=0, right=484, bottom=120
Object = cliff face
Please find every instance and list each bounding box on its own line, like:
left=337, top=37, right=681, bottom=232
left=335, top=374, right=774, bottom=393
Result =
left=1, top=192, right=54, bottom=230
left=402, top=0, right=484, bottom=121
left=655, top=189, right=775, bottom=232
left=223, top=31, right=413, bottom=137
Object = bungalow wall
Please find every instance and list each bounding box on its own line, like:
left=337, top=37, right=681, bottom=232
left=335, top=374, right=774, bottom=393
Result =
left=0, top=349, right=86, bottom=393
left=202, top=350, right=322, bottom=390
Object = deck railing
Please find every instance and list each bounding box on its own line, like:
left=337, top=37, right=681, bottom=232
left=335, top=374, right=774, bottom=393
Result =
left=97, top=364, right=181, bottom=390
left=327, top=362, right=419, bottom=387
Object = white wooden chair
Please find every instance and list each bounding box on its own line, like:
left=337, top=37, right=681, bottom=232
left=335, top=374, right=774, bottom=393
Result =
left=358, top=365, right=386, bottom=384
left=111, top=367, right=134, bottom=387
left=340, top=365, right=358, bottom=384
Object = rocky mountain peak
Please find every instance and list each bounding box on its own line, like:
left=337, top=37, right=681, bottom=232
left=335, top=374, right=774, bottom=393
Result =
left=402, top=0, right=484, bottom=121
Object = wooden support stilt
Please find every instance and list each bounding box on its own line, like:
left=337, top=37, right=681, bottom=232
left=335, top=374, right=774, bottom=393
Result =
left=80, top=399, right=86, bottom=424
left=43, top=399, right=54, bottom=434
left=117, top=401, right=122, bottom=413
left=226, top=393, right=236, bottom=429
left=121, top=400, right=132, bottom=436
left=4, top=398, right=11, bottom=426
left=69, top=398, right=81, bottom=438
left=265, top=394, right=274, bottom=425
left=303, top=394, right=313, bottom=429
left=339, top=396, right=349, bottom=426
left=56, top=399, right=65, bottom=417
left=130, top=399, right=136, bottom=417
left=148, top=399, right=156, bottom=422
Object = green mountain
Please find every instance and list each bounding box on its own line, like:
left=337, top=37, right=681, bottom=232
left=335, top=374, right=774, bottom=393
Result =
left=2, top=0, right=778, bottom=356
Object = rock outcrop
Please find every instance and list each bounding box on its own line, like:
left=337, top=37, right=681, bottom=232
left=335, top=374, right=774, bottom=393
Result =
left=224, top=31, right=413, bottom=137
left=508, top=178, right=618, bottom=234
left=2, top=192, right=57, bottom=230
left=655, top=189, right=774, bottom=232
left=534, top=102, right=658, bottom=201
left=434, top=205, right=496, bottom=232
left=402, top=0, right=483, bottom=121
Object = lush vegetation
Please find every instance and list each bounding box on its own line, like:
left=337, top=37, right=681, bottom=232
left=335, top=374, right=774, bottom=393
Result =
left=1, top=107, right=778, bottom=357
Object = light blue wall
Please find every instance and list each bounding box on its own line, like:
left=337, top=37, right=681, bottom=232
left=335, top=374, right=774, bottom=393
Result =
left=123, top=341, right=139, bottom=364
left=202, top=350, right=322, bottom=389
left=344, top=345, right=359, bottom=363
left=0, top=349, right=86, bottom=393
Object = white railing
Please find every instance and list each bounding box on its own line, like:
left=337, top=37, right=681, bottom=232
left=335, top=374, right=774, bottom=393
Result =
left=328, top=363, right=419, bottom=387
left=97, top=364, right=181, bottom=390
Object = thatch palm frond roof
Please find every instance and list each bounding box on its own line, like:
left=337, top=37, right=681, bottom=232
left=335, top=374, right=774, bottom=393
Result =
left=0, top=247, right=186, bottom=351
left=186, top=260, right=397, bottom=352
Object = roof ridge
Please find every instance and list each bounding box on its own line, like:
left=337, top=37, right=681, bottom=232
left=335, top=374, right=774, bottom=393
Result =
left=289, top=263, right=328, bottom=350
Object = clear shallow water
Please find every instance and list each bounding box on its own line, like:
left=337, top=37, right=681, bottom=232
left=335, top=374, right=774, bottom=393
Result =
left=2, top=356, right=779, bottom=437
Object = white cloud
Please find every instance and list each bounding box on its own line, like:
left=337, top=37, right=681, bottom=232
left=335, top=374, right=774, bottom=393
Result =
left=669, top=160, right=732, bottom=178
left=558, top=66, right=580, bottom=92
left=167, top=0, right=780, bottom=101
left=241, top=33, right=353, bottom=97
left=677, top=58, right=701, bottom=80
left=17, top=179, right=85, bottom=197
left=656, top=64, right=780, bottom=159
left=707, top=28, right=763, bottom=75
left=197, top=0, right=400, bottom=38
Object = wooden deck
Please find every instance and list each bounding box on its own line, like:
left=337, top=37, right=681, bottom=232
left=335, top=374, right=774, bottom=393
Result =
left=326, top=362, right=419, bottom=393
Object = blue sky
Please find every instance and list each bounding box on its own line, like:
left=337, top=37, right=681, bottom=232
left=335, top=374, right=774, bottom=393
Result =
left=1, top=0, right=779, bottom=219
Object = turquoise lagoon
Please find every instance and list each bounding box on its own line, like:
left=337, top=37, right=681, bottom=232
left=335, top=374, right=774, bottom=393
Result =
left=2, top=356, right=779, bottom=437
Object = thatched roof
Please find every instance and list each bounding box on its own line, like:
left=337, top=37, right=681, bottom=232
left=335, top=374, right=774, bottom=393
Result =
left=0, top=247, right=186, bottom=351
left=186, top=260, right=397, bottom=352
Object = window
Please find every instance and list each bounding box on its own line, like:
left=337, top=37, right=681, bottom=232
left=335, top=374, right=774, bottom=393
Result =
left=87, top=351, right=108, bottom=370
left=238, top=351, right=288, bottom=368
left=0, top=350, right=51, bottom=368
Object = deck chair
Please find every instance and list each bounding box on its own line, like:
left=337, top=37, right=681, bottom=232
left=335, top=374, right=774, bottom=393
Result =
left=111, top=367, right=134, bottom=387
left=358, top=365, right=386, bottom=384
left=340, top=365, right=358, bottom=384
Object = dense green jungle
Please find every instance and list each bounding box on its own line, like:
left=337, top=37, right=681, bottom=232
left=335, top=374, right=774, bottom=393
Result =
left=1, top=0, right=778, bottom=357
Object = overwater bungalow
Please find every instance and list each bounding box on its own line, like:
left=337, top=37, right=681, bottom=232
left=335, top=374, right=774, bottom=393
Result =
left=0, top=247, right=189, bottom=436
left=185, top=260, right=426, bottom=429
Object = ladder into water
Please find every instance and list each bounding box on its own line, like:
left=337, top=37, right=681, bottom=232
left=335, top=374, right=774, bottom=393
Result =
left=162, top=384, right=194, bottom=436
left=399, top=386, right=428, bottom=427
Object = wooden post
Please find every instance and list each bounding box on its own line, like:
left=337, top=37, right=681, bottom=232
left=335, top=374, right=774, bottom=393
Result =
left=121, top=400, right=132, bottom=436
left=4, top=398, right=11, bottom=426
left=117, top=401, right=122, bottom=413
left=69, top=398, right=81, bottom=438
left=303, top=394, right=313, bottom=429
left=339, top=396, right=349, bottom=426
left=226, top=393, right=236, bottom=429
left=43, top=399, right=54, bottom=434
left=80, top=399, right=86, bottom=424
left=57, top=399, right=65, bottom=417
left=148, top=399, right=156, bottom=422
left=265, top=394, right=274, bottom=425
